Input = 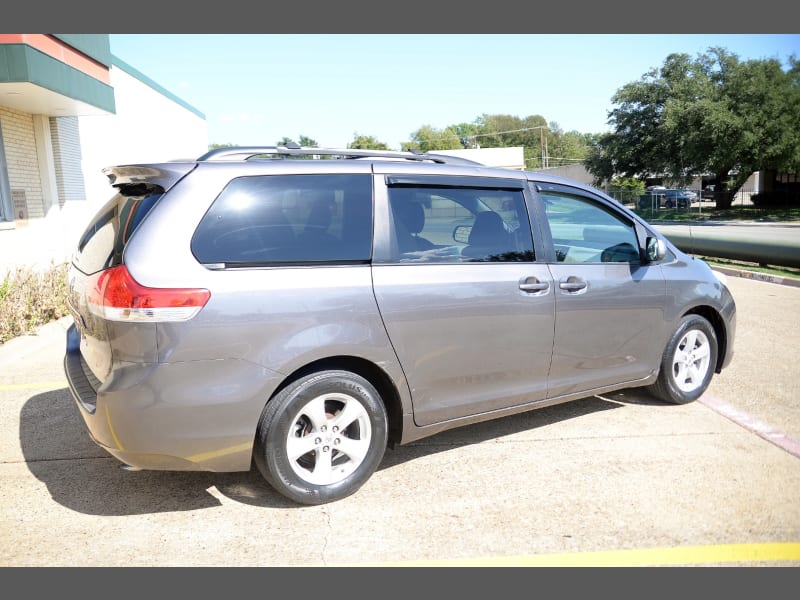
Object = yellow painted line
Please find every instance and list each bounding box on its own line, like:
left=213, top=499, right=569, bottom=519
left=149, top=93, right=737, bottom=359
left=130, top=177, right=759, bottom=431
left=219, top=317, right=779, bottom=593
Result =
left=104, top=404, right=125, bottom=451
left=348, top=543, right=800, bottom=567
left=0, top=381, right=67, bottom=391
left=186, top=442, right=253, bottom=463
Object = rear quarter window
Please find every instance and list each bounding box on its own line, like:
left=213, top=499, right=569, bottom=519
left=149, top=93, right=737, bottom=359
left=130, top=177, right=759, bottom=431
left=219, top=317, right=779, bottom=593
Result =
left=73, top=191, right=162, bottom=275
left=191, top=174, right=373, bottom=266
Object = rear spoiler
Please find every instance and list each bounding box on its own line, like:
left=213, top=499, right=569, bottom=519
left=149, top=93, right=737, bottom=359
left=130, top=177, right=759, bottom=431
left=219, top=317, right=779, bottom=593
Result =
left=102, top=163, right=197, bottom=194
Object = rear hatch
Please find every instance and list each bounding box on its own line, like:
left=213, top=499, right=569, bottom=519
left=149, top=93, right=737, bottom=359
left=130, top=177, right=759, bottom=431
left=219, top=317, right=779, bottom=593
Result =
left=66, top=163, right=196, bottom=389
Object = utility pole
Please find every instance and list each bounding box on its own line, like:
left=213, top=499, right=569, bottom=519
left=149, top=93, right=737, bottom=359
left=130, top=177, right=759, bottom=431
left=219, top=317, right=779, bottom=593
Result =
left=533, top=125, right=548, bottom=169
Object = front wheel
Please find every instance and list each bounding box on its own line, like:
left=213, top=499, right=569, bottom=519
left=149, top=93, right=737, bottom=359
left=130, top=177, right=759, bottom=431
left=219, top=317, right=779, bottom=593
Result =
left=253, top=370, right=388, bottom=505
left=647, top=315, right=718, bottom=404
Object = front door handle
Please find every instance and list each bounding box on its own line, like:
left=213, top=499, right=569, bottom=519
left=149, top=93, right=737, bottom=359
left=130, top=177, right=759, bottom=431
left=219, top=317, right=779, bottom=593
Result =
left=559, top=277, right=588, bottom=293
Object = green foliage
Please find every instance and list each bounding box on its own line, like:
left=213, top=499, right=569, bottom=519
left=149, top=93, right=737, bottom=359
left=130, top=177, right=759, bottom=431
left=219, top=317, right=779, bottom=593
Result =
left=404, top=124, right=462, bottom=151
left=471, top=114, right=549, bottom=160
left=0, top=262, right=70, bottom=344
left=275, top=135, right=318, bottom=148
left=544, top=128, right=592, bottom=168
left=605, top=176, right=646, bottom=204
left=632, top=204, right=800, bottom=223
left=298, top=135, right=318, bottom=147
left=403, top=113, right=590, bottom=169
left=212, top=111, right=593, bottom=169
left=586, top=47, right=800, bottom=208
left=704, top=257, right=800, bottom=281
left=348, top=133, right=389, bottom=150
left=611, top=176, right=645, bottom=192
left=208, top=142, right=235, bottom=150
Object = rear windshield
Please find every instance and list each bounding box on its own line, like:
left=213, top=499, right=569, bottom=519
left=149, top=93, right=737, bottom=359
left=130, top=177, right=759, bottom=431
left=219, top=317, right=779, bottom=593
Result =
left=72, top=190, right=162, bottom=275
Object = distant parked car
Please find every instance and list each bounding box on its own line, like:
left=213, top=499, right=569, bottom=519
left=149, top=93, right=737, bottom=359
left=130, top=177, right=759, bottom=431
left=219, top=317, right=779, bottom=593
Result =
left=702, top=185, right=716, bottom=200
left=638, top=189, right=694, bottom=210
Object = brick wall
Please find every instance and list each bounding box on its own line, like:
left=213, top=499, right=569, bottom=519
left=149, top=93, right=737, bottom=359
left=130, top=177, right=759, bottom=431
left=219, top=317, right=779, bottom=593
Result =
left=0, top=107, right=44, bottom=219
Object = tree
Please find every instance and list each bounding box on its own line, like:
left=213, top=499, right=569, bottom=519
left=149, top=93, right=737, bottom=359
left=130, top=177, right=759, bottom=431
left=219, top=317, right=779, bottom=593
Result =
left=468, top=114, right=555, bottom=169
left=208, top=142, right=234, bottom=150
left=586, top=47, right=800, bottom=207
left=399, top=113, right=592, bottom=167
left=606, top=176, right=645, bottom=204
left=543, top=126, right=592, bottom=168
left=298, top=135, right=316, bottom=147
left=275, top=135, right=317, bottom=147
left=348, top=133, right=389, bottom=150
left=404, top=125, right=462, bottom=152
left=450, top=121, right=482, bottom=148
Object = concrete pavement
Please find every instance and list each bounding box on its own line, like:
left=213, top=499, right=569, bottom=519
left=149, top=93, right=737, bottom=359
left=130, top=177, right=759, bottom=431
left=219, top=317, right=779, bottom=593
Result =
left=1, top=274, right=799, bottom=566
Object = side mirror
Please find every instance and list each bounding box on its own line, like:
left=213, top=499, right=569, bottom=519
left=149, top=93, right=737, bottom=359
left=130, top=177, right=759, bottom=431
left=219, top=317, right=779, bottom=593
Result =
left=645, top=237, right=666, bottom=262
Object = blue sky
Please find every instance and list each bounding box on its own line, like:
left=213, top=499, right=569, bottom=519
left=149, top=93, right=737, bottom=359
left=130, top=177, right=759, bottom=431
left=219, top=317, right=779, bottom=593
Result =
left=110, top=34, right=800, bottom=150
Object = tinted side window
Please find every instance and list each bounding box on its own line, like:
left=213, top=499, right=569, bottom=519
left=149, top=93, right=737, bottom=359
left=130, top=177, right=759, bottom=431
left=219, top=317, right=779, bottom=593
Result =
left=541, top=192, right=641, bottom=264
left=385, top=185, right=534, bottom=263
left=192, top=174, right=373, bottom=265
left=73, top=191, right=162, bottom=275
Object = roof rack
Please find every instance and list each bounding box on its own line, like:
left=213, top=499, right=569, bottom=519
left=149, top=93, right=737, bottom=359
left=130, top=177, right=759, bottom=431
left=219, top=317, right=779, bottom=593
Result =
left=195, top=145, right=483, bottom=166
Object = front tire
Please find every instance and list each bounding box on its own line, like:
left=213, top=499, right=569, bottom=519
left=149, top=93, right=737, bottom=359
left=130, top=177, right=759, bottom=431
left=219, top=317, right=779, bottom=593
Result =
left=647, top=315, right=718, bottom=404
left=254, top=370, right=388, bottom=505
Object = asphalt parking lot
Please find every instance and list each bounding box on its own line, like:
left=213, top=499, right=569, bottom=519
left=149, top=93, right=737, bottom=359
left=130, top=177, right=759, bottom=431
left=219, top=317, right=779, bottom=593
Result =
left=1, top=272, right=799, bottom=567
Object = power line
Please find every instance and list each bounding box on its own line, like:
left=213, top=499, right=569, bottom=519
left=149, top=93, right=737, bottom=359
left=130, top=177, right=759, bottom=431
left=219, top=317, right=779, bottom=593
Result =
left=469, top=126, right=548, bottom=139
left=411, top=125, right=549, bottom=143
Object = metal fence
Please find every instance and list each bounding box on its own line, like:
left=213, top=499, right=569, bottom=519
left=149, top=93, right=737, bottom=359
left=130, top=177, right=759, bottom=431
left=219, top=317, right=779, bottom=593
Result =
left=605, top=188, right=799, bottom=220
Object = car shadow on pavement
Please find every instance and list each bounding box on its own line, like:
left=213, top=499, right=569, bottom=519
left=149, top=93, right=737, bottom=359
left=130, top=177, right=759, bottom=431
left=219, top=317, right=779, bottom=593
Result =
left=19, top=387, right=666, bottom=514
left=18, top=388, right=298, bottom=514
left=377, top=389, right=665, bottom=470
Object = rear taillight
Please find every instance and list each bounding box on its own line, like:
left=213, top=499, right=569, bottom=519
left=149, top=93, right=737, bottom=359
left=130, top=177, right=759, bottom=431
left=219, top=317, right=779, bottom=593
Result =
left=86, top=265, right=210, bottom=322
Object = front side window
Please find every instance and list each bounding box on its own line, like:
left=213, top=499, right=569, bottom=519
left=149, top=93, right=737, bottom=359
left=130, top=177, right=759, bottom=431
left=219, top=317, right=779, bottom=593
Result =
left=192, top=174, right=373, bottom=265
left=541, top=191, right=641, bottom=264
left=386, top=185, right=534, bottom=263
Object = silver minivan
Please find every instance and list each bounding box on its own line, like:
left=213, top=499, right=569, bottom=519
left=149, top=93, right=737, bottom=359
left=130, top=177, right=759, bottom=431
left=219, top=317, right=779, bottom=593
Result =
left=64, top=146, right=736, bottom=505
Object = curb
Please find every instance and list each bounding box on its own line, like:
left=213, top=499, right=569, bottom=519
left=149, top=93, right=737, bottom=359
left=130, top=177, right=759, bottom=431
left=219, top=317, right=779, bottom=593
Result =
left=711, top=266, right=800, bottom=288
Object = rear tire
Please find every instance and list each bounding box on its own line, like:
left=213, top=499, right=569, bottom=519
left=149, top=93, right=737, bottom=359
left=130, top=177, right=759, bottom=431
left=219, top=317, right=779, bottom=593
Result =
left=253, top=370, right=388, bottom=505
left=647, top=315, right=718, bottom=404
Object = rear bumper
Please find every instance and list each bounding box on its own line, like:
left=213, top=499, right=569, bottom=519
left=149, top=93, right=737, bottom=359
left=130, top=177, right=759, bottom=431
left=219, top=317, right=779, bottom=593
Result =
left=64, top=323, right=100, bottom=414
left=63, top=322, right=281, bottom=472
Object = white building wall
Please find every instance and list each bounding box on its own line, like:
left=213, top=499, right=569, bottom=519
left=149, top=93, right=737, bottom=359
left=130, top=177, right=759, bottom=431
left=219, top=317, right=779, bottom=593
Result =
left=0, top=61, right=207, bottom=276
left=33, top=115, right=59, bottom=213
left=79, top=64, right=208, bottom=217
left=430, top=147, right=525, bottom=170
left=0, top=109, right=73, bottom=276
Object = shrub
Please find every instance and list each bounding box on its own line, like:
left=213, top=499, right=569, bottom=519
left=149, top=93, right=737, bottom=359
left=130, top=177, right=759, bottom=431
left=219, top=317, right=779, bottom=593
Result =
left=0, top=262, right=70, bottom=344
